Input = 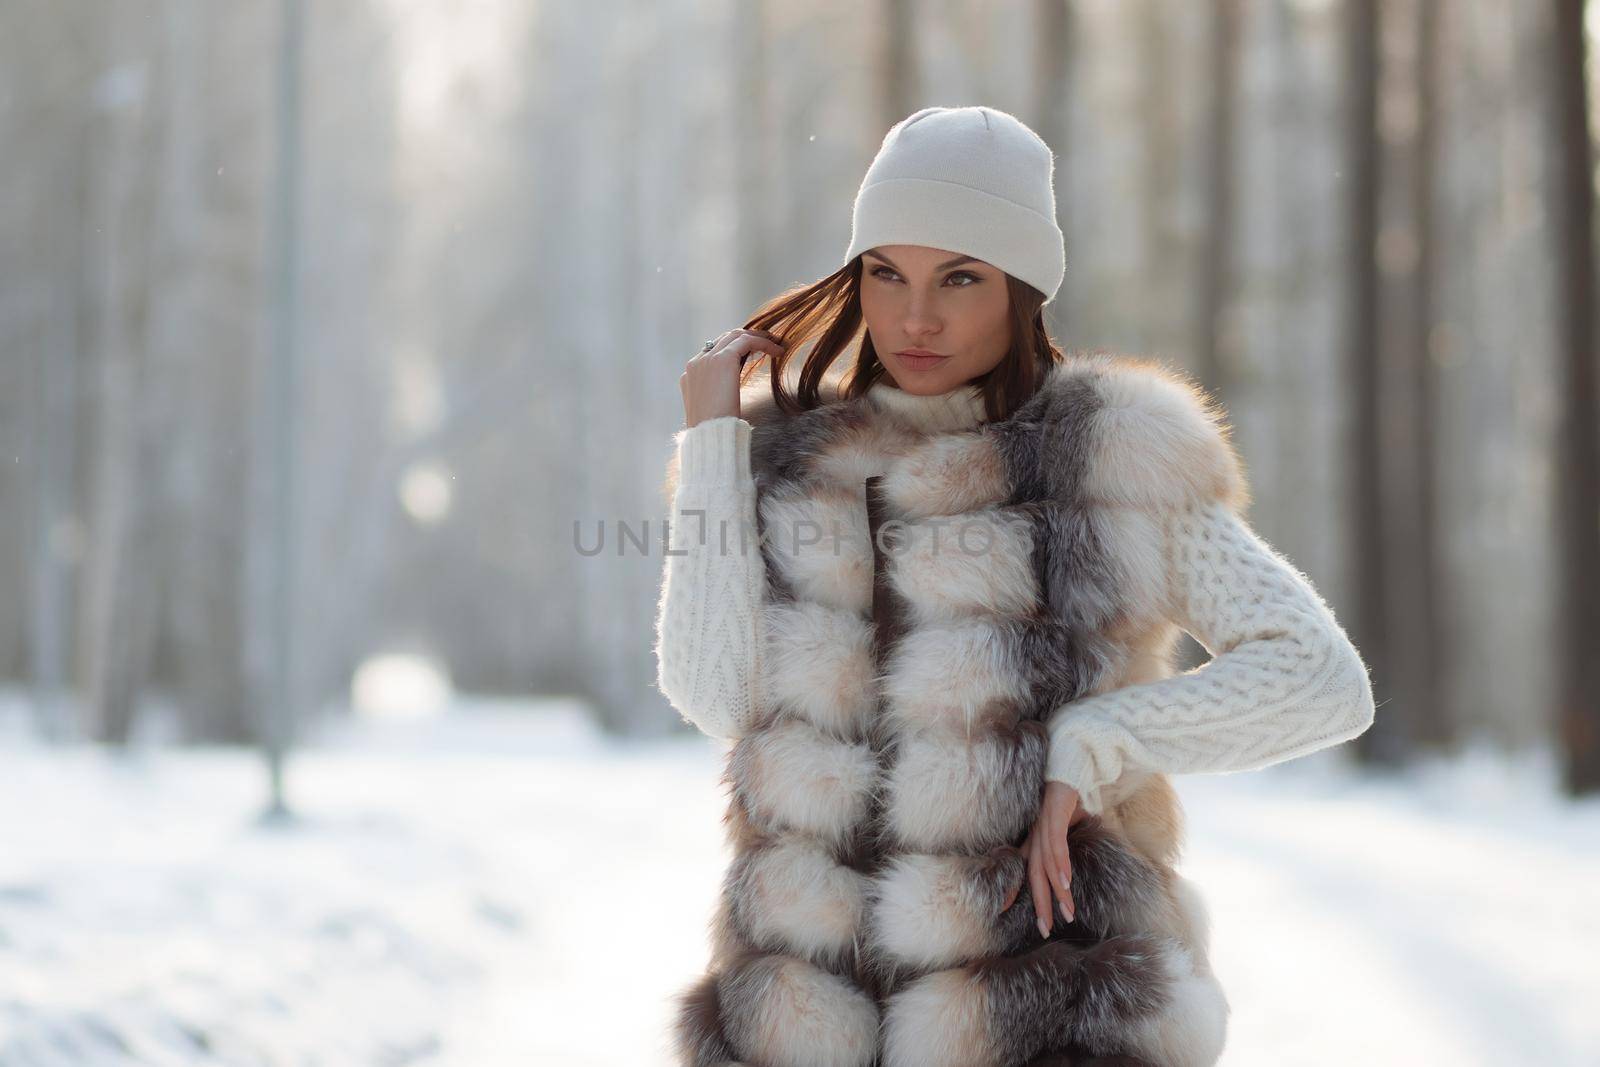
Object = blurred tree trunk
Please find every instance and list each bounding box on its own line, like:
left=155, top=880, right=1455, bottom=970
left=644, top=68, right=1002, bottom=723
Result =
left=734, top=0, right=772, bottom=316
left=1135, top=0, right=1183, bottom=359
left=1408, top=0, right=1450, bottom=750
left=1552, top=0, right=1600, bottom=796
left=155, top=0, right=257, bottom=745
left=1032, top=0, right=1074, bottom=337
left=1346, top=0, right=1402, bottom=766
left=1376, top=0, right=1450, bottom=753
left=27, top=8, right=93, bottom=743
left=82, top=0, right=162, bottom=746
left=260, top=0, right=307, bottom=814
left=572, top=0, right=651, bottom=733
left=1195, top=0, right=1240, bottom=397
left=1263, top=0, right=1334, bottom=579
left=879, top=0, right=915, bottom=133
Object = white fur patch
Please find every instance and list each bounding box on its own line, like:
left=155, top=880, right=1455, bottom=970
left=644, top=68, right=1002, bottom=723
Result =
left=760, top=601, right=877, bottom=740
left=760, top=484, right=874, bottom=616
left=739, top=837, right=868, bottom=965
left=880, top=619, right=1028, bottom=734
left=1166, top=872, right=1215, bottom=968
left=886, top=507, right=1037, bottom=622
left=736, top=956, right=881, bottom=1067
left=1075, top=355, right=1249, bottom=512
left=1122, top=944, right=1230, bottom=1067
left=1092, top=505, right=1168, bottom=631
left=813, top=439, right=894, bottom=489
left=739, top=719, right=878, bottom=848
left=881, top=433, right=1009, bottom=519
left=809, top=419, right=915, bottom=490
left=885, top=731, right=1032, bottom=852
left=866, top=853, right=1003, bottom=970
left=880, top=967, right=996, bottom=1067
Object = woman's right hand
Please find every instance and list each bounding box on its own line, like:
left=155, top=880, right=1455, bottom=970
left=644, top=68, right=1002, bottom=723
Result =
left=681, top=329, right=786, bottom=428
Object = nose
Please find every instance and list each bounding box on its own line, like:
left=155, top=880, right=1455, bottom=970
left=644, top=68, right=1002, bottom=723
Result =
left=903, top=294, right=943, bottom=342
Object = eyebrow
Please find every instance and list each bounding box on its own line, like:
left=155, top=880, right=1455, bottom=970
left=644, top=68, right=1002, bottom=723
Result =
left=864, top=251, right=983, bottom=272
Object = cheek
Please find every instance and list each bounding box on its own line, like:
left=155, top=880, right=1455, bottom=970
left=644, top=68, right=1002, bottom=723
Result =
left=952, top=286, right=1009, bottom=341
left=859, top=283, right=892, bottom=327
left=954, top=305, right=1012, bottom=375
left=980, top=293, right=1011, bottom=344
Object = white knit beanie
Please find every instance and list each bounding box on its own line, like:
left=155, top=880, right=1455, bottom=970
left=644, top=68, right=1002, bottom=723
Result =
left=843, top=105, right=1065, bottom=305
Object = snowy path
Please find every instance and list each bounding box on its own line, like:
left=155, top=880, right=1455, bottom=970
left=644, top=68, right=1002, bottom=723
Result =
left=0, top=703, right=1595, bottom=1066
left=1180, top=758, right=1600, bottom=1065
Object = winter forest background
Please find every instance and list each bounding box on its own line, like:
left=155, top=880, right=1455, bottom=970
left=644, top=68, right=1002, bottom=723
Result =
left=1, top=1, right=1598, bottom=1064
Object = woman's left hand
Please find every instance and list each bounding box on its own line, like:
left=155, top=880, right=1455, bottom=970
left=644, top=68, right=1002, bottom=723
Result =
left=1001, top=780, right=1088, bottom=939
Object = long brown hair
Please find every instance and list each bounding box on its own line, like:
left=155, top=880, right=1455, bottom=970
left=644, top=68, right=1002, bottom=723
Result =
left=737, top=255, right=1066, bottom=423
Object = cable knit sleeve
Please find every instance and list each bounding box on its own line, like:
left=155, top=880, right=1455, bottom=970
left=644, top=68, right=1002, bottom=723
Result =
left=1043, top=498, right=1377, bottom=816
left=652, top=415, right=767, bottom=739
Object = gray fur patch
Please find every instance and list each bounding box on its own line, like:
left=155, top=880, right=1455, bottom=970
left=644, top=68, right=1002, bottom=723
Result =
left=670, top=969, right=743, bottom=1067
left=978, top=934, right=1176, bottom=1064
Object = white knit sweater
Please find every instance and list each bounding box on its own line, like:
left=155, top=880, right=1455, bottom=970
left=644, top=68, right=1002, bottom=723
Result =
left=653, top=406, right=1375, bottom=816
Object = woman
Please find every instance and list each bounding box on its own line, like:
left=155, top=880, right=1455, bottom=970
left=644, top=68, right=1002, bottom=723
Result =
left=654, top=106, right=1374, bottom=1067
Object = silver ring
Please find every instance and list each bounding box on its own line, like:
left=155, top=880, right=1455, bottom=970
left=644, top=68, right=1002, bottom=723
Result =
left=701, top=339, right=716, bottom=352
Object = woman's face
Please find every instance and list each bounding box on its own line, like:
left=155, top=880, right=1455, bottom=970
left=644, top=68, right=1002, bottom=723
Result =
left=859, top=244, right=1013, bottom=395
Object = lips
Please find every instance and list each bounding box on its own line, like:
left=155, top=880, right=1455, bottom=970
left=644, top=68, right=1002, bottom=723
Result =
left=896, top=350, right=949, bottom=371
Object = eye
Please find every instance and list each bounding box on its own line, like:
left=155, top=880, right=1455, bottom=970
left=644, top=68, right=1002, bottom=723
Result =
left=868, top=266, right=983, bottom=286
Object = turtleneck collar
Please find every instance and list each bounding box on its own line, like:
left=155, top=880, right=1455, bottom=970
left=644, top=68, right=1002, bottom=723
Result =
left=862, top=377, right=988, bottom=433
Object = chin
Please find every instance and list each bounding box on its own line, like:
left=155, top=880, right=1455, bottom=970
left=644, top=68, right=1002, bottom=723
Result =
left=888, top=364, right=967, bottom=395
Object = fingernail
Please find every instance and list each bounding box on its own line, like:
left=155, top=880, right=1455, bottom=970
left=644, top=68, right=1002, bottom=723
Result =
left=1037, top=917, right=1049, bottom=939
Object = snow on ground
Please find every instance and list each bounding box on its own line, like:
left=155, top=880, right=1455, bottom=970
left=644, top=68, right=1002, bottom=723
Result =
left=0, top=695, right=1596, bottom=1066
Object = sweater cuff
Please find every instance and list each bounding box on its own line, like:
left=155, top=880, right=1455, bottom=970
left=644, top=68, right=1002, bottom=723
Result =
left=676, top=417, right=752, bottom=488
left=1044, top=718, right=1119, bottom=817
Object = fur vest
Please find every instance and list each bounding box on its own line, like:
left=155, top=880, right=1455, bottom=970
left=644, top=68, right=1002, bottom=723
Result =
left=670, top=353, right=1249, bottom=1067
